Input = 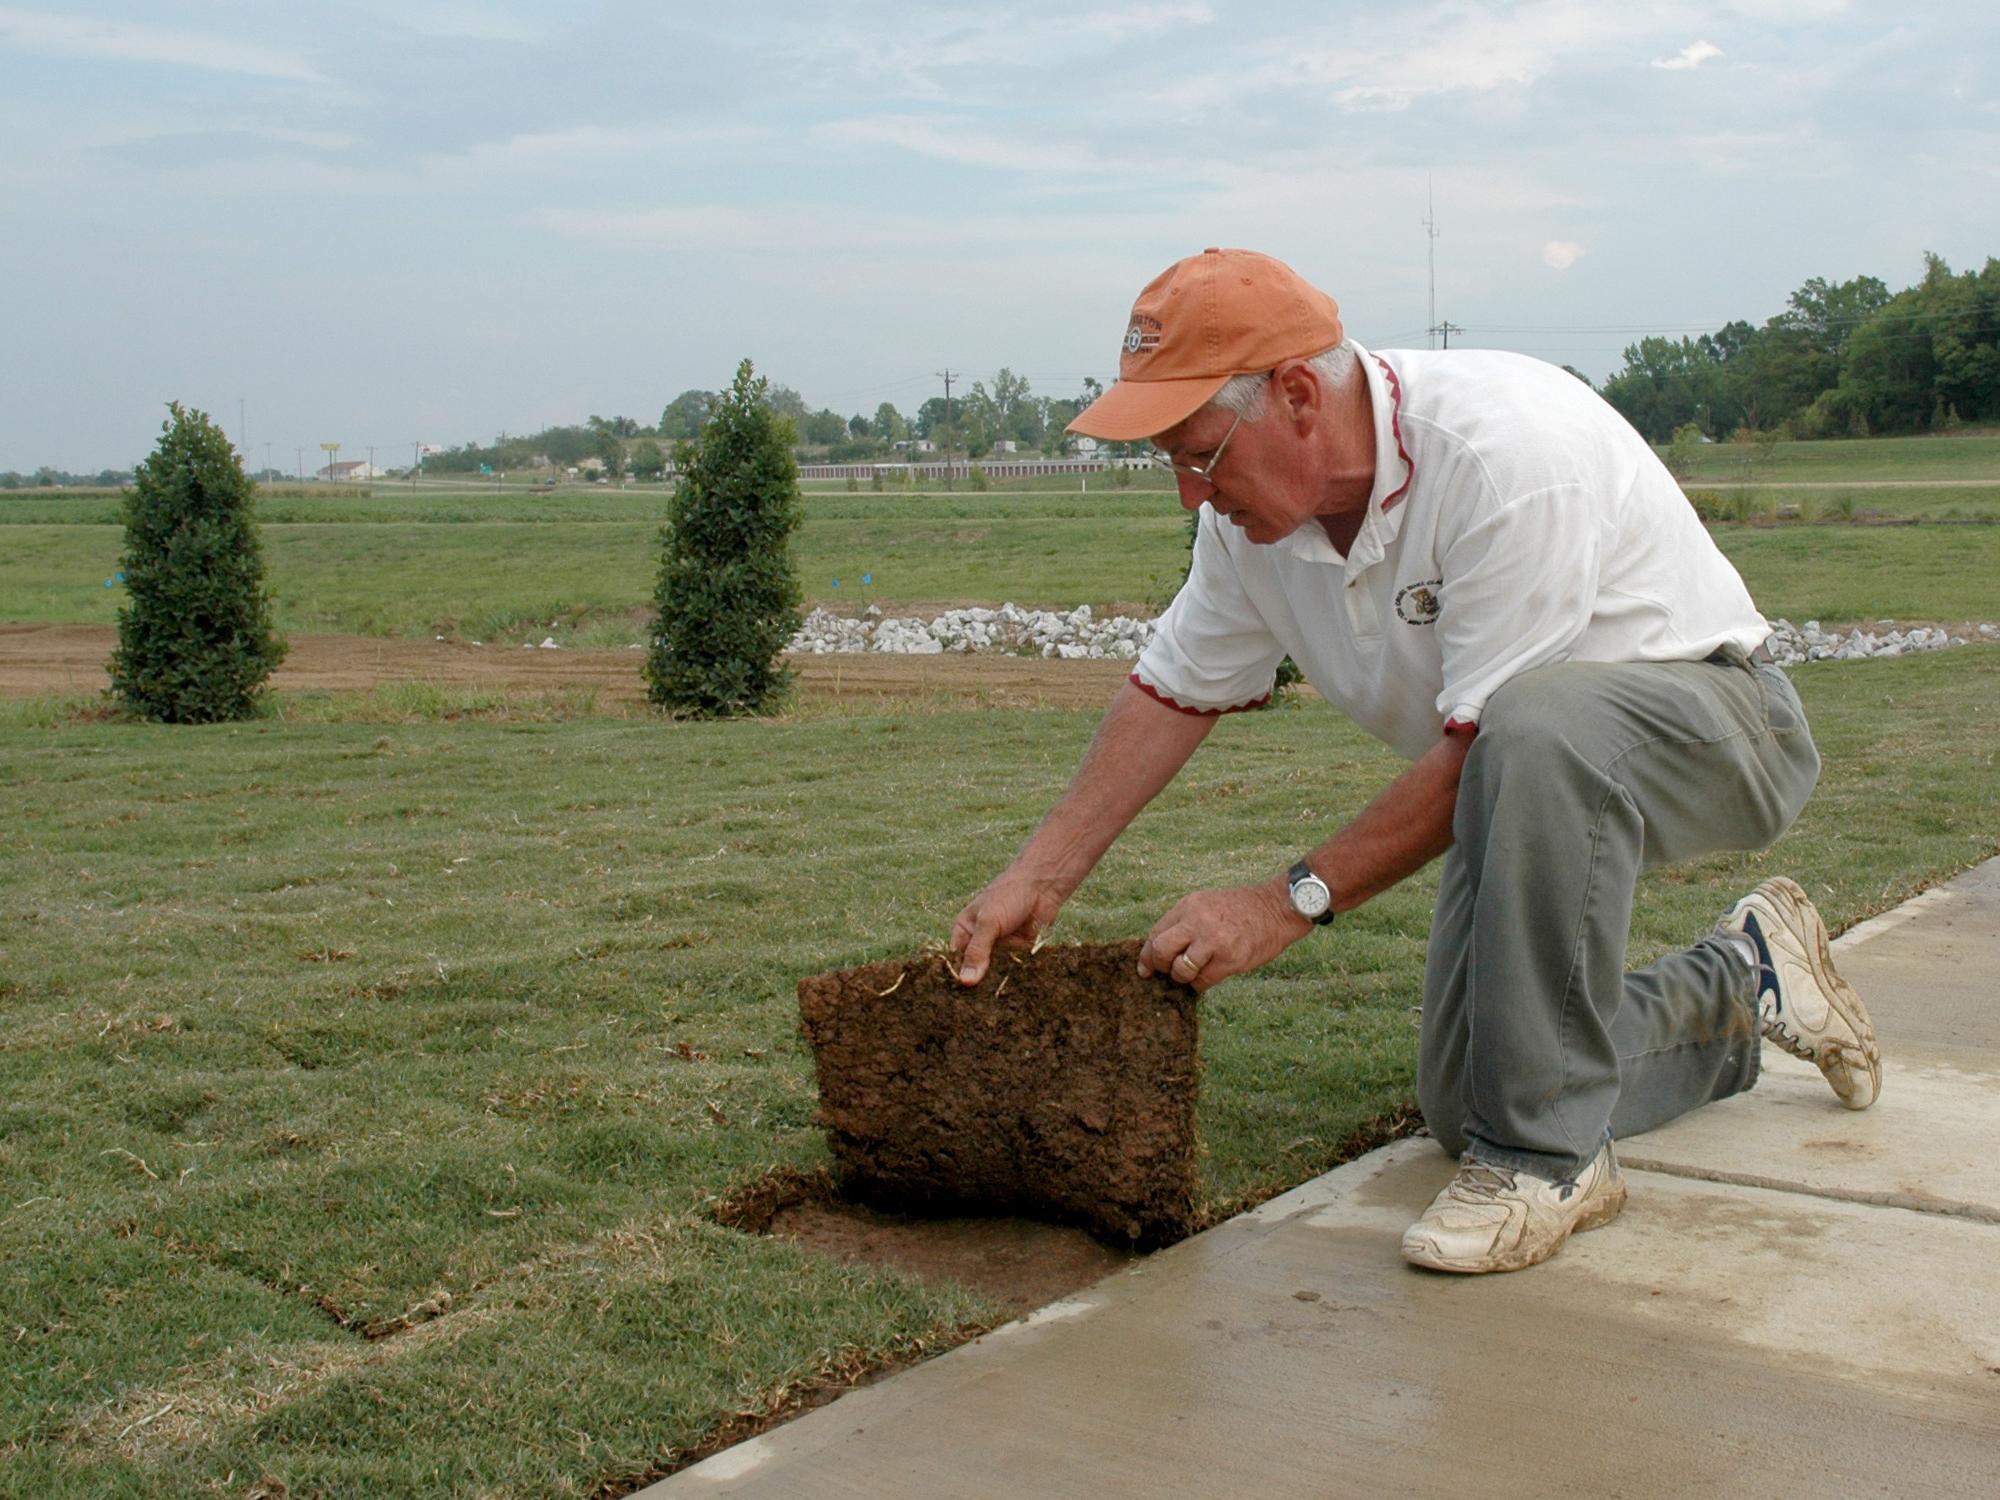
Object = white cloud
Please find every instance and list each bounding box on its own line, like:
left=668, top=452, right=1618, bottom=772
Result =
left=1268, top=1, right=1661, bottom=112
left=540, top=202, right=1180, bottom=255
left=0, top=7, right=320, bottom=81
left=1543, top=240, right=1585, bottom=270
left=445, top=123, right=765, bottom=176
left=815, top=3, right=1214, bottom=96
left=1653, top=40, right=1723, bottom=71
left=814, top=115, right=1119, bottom=175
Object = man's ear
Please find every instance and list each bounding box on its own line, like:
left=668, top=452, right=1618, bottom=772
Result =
left=1272, top=358, right=1323, bottom=435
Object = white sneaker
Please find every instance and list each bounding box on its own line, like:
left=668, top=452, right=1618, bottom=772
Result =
left=1723, top=876, right=1882, bottom=1110
left=1401, top=1141, right=1627, bottom=1274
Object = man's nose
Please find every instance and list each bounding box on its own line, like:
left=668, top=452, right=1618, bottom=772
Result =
left=1175, top=472, right=1214, bottom=511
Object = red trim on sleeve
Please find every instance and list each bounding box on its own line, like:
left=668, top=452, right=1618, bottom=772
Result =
left=1443, top=717, right=1479, bottom=737
left=1129, top=671, right=1272, bottom=717
left=1372, top=355, right=1415, bottom=510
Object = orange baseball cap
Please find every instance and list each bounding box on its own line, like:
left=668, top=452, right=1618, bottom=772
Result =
left=1068, top=248, right=1344, bottom=441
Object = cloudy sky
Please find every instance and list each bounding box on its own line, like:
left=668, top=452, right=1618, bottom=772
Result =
left=3, top=1, right=1994, bottom=471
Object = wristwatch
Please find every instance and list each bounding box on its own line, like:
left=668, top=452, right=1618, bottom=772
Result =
left=1288, top=859, right=1335, bottom=926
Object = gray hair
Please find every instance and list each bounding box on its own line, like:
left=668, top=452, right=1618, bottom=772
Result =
left=1206, top=341, right=1359, bottom=421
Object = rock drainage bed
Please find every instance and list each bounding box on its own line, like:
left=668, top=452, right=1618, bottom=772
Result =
left=789, top=604, right=1999, bottom=664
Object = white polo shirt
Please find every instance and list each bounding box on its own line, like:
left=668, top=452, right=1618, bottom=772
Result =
left=1131, top=343, right=1769, bottom=761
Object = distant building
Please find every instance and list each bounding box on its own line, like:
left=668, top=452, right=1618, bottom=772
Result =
left=318, top=460, right=385, bottom=481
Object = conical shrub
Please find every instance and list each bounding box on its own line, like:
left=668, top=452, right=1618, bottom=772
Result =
left=645, top=360, right=802, bottom=716
left=108, top=402, right=286, bottom=722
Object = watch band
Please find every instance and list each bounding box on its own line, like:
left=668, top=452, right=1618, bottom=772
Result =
left=1288, top=859, right=1336, bottom=926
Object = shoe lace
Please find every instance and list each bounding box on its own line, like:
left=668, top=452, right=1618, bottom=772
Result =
left=1760, top=1012, right=1813, bottom=1061
left=1455, top=1161, right=1519, bottom=1199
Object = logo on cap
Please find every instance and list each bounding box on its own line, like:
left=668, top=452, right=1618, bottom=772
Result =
left=1123, top=315, right=1163, bottom=357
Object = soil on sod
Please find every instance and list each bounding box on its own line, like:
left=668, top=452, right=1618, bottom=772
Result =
left=800, top=940, right=1202, bottom=1246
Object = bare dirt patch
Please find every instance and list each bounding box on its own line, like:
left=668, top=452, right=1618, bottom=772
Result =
left=713, top=1169, right=1138, bottom=1318
left=0, top=623, right=1132, bottom=711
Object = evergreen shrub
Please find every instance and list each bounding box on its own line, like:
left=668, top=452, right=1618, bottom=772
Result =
left=645, top=360, right=802, bottom=717
left=108, top=402, right=286, bottom=723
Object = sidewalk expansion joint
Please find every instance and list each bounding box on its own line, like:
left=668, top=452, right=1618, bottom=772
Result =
left=1620, top=1157, right=2000, bottom=1227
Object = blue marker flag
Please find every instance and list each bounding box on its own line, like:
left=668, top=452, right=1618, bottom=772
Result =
left=832, top=578, right=841, bottom=589
left=861, top=572, right=872, bottom=585
left=104, top=578, right=115, bottom=588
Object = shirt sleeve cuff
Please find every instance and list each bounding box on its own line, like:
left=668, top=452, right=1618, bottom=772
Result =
left=1130, top=671, right=1272, bottom=717
left=1442, top=713, right=1480, bottom=737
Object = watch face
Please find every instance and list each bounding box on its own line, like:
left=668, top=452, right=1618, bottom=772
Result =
left=1291, top=875, right=1331, bottom=919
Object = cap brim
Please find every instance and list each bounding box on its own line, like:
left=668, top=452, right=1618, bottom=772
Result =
left=1066, top=373, right=1232, bottom=441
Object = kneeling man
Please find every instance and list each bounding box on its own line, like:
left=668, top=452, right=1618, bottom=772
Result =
left=953, top=248, right=1881, bottom=1275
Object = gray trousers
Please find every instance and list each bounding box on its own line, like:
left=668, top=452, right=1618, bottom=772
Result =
left=1417, top=650, right=1821, bottom=1181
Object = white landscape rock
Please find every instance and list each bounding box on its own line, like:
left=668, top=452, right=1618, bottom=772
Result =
left=788, top=606, right=1992, bottom=668
left=787, top=603, right=1163, bottom=662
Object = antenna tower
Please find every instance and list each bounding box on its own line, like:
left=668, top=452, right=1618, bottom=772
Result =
left=1423, top=177, right=1440, bottom=350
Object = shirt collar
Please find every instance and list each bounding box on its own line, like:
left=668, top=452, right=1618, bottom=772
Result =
left=1273, top=341, right=1415, bottom=578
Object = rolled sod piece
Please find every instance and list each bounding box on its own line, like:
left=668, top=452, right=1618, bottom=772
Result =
left=798, top=940, right=1201, bottom=1245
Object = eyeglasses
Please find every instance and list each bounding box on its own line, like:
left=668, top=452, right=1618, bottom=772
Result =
left=1146, top=401, right=1248, bottom=485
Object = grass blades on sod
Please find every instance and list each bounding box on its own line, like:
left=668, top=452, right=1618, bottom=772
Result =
left=3, top=646, right=1997, bottom=1495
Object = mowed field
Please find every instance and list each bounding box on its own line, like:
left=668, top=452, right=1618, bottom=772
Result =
left=6, top=463, right=2000, bottom=646
left=4, top=433, right=1999, bottom=1497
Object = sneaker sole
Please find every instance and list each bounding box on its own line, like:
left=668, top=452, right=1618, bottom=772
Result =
left=1748, top=876, right=1883, bottom=1110
left=1401, top=1178, right=1629, bottom=1275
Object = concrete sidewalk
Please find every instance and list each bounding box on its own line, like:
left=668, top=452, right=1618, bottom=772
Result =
left=650, top=861, right=2000, bottom=1498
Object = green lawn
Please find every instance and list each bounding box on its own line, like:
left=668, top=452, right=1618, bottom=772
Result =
left=3, top=646, right=1997, bottom=1495
left=5, top=426, right=1998, bottom=1495
left=0, top=513, right=1196, bottom=639
left=1712, top=526, right=2000, bottom=622
left=1669, top=431, right=2000, bottom=484
left=5, top=507, right=1997, bottom=645
left=0, top=484, right=1179, bottom=527
left=1687, top=483, right=2000, bottom=522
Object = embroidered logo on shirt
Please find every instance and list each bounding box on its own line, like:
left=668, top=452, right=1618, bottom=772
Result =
left=1395, top=580, right=1443, bottom=625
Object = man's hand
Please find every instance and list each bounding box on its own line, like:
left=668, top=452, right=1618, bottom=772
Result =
left=951, top=870, right=1066, bottom=986
left=1137, top=881, right=1312, bottom=992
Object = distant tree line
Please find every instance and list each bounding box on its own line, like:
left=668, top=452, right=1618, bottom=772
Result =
left=658, top=369, right=1115, bottom=461
left=2, top=466, right=133, bottom=488
left=1600, top=253, right=2000, bottom=443
left=419, top=369, right=1120, bottom=479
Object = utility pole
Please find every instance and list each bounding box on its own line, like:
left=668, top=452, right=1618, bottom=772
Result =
left=1423, top=177, right=1440, bottom=350
left=264, top=442, right=272, bottom=481
left=1432, top=320, right=1464, bottom=348
left=296, top=447, right=304, bottom=482
left=412, top=440, right=420, bottom=487
left=366, top=444, right=375, bottom=482
left=239, top=398, right=246, bottom=460
left=935, top=368, right=958, bottom=491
